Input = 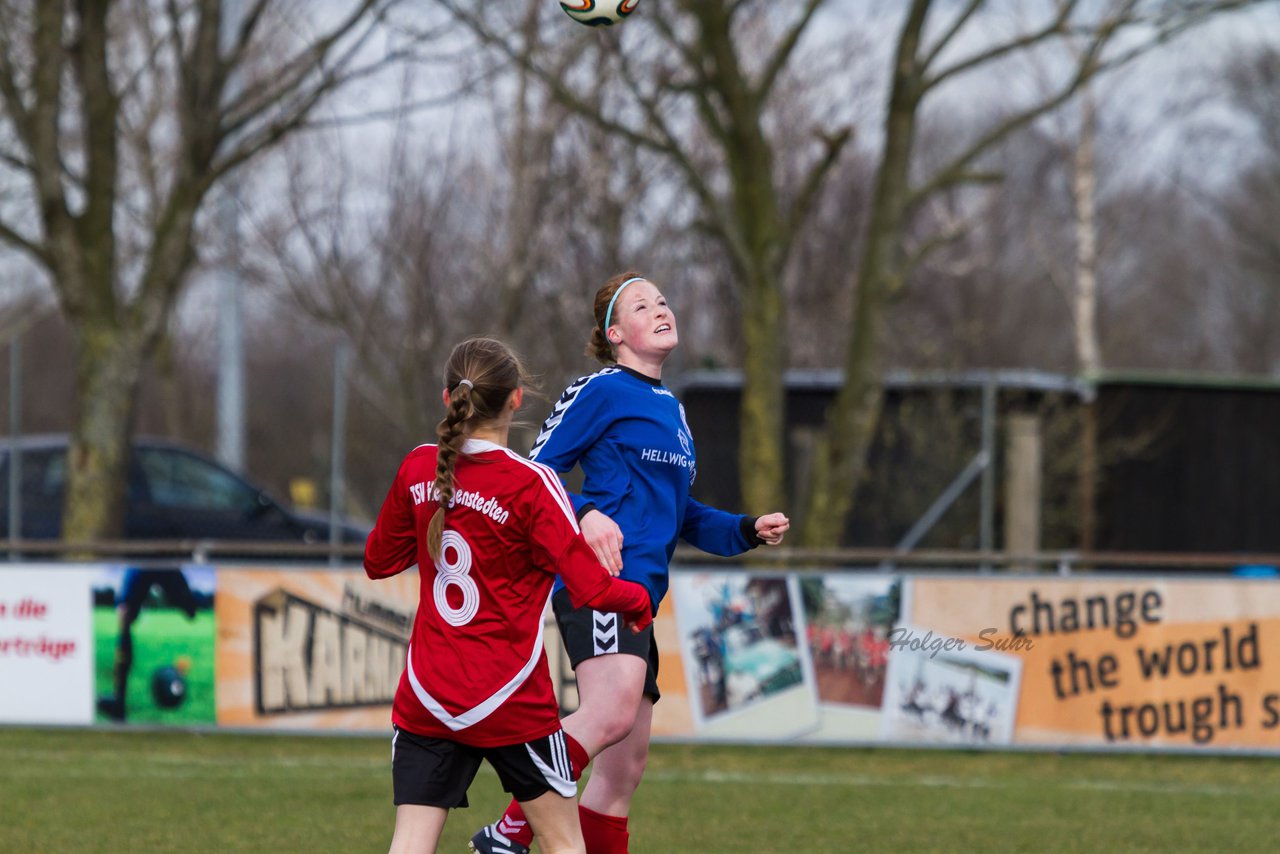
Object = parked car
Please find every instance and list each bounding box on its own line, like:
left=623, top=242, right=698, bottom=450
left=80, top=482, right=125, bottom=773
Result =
left=0, top=434, right=369, bottom=547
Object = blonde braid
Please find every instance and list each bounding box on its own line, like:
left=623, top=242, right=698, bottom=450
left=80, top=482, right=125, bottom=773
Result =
left=424, top=338, right=529, bottom=561
left=426, top=384, right=475, bottom=560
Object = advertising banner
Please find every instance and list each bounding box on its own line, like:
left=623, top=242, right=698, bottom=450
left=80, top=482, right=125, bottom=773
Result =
left=794, top=573, right=901, bottom=743
left=92, top=565, right=217, bottom=726
left=0, top=565, right=95, bottom=725
left=903, top=576, right=1280, bottom=750
left=658, top=569, right=1280, bottom=753
left=215, top=567, right=420, bottom=731
left=657, top=570, right=817, bottom=740
left=6, top=562, right=1278, bottom=754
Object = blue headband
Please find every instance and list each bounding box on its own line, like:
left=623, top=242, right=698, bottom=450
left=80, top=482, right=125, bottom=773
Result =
left=603, top=277, right=645, bottom=334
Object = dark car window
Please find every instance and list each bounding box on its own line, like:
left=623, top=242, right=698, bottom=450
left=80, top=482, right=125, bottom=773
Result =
left=2, top=447, right=150, bottom=512
left=137, top=448, right=262, bottom=513
left=0, top=448, right=68, bottom=507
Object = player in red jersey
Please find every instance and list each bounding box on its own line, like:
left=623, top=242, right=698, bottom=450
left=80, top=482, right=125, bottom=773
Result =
left=365, top=337, right=653, bottom=854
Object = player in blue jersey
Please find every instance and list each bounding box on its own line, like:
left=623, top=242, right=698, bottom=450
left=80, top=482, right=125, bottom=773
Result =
left=470, top=273, right=789, bottom=854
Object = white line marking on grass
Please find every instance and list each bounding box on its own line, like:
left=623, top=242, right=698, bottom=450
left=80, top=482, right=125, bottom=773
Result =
left=0, top=747, right=384, bottom=771
left=3, top=745, right=1270, bottom=800
left=641, top=768, right=1267, bottom=798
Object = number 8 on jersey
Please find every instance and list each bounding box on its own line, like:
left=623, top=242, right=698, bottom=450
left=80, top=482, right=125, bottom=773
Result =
left=434, top=529, right=480, bottom=626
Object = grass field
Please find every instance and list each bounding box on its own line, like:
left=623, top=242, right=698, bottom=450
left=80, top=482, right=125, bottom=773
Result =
left=1, top=727, right=1277, bottom=853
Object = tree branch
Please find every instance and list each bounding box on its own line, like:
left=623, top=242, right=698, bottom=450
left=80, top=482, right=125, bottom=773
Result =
left=0, top=220, right=50, bottom=267
left=786, top=126, right=852, bottom=238
left=439, top=0, right=685, bottom=164
left=897, top=213, right=976, bottom=283
left=28, top=1, right=69, bottom=225
left=0, top=146, right=30, bottom=173
left=71, top=0, right=121, bottom=306
left=0, top=17, right=33, bottom=156
left=211, top=41, right=417, bottom=181
left=919, top=0, right=982, bottom=73
left=923, top=0, right=1082, bottom=93
left=228, top=0, right=275, bottom=67
left=219, top=0, right=384, bottom=135
left=908, top=14, right=1121, bottom=207
left=648, top=7, right=728, bottom=142
left=164, top=0, right=188, bottom=60
left=753, top=0, right=825, bottom=103
left=614, top=45, right=725, bottom=236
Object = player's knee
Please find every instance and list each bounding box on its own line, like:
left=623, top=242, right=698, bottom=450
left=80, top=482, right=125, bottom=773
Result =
left=612, top=748, right=648, bottom=791
left=632, top=734, right=650, bottom=770
left=594, top=709, right=638, bottom=747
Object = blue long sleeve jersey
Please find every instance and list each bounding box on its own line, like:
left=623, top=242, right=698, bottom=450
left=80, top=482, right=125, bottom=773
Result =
left=532, top=365, right=758, bottom=610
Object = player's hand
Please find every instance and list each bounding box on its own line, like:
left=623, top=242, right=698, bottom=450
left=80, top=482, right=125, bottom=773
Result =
left=755, top=512, right=790, bottom=545
left=625, top=606, right=653, bottom=634
left=581, top=509, right=624, bottom=575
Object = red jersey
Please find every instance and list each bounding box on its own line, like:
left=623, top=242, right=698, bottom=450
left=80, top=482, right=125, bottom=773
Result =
left=364, top=438, right=645, bottom=747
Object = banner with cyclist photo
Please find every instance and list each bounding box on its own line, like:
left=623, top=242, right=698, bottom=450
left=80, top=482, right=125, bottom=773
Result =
left=215, top=567, right=419, bottom=731
left=667, top=570, right=818, bottom=740
left=795, top=574, right=901, bottom=743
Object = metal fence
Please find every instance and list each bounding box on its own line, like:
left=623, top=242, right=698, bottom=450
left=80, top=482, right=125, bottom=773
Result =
left=6, top=538, right=1278, bottom=576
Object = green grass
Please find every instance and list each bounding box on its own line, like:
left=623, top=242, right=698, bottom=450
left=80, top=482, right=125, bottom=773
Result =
left=1, top=728, right=1277, bottom=853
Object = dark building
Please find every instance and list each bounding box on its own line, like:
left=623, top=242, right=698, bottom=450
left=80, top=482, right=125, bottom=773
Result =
left=676, top=369, right=1280, bottom=554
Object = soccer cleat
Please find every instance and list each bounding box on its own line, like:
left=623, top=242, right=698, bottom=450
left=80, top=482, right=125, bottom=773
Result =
left=96, top=695, right=126, bottom=721
left=468, top=823, right=531, bottom=854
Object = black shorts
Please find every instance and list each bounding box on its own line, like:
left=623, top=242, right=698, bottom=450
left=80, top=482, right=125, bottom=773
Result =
left=553, top=588, right=661, bottom=703
left=118, top=568, right=196, bottom=618
left=391, top=725, right=579, bottom=808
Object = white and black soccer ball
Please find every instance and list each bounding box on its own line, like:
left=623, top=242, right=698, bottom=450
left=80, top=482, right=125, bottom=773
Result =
left=560, top=0, right=639, bottom=27
left=151, top=664, right=188, bottom=709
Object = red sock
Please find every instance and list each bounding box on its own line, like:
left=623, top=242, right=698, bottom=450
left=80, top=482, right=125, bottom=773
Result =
left=495, top=800, right=534, bottom=848
left=566, top=732, right=590, bottom=779
left=579, top=805, right=629, bottom=854
left=494, top=733, right=589, bottom=849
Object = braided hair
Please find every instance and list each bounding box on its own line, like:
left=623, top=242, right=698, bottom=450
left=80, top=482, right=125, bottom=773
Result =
left=586, top=270, right=646, bottom=365
left=427, top=337, right=526, bottom=560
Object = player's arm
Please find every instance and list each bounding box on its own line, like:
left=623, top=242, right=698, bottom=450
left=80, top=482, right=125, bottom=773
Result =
left=559, top=537, right=652, bottom=632
left=363, top=459, right=417, bottom=579
left=529, top=378, right=612, bottom=519
left=527, top=464, right=651, bottom=631
left=530, top=381, right=627, bottom=571
left=680, top=498, right=790, bottom=556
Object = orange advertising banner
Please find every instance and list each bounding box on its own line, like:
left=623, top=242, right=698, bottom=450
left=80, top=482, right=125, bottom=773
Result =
left=216, top=567, right=421, bottom=732
left=904, top=576, right=1280, bottom=750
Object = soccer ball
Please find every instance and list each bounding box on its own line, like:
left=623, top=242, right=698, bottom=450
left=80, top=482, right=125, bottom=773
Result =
left=560, top=0, right=638, bottom=27
left=151, top=660, right=190, bottom=709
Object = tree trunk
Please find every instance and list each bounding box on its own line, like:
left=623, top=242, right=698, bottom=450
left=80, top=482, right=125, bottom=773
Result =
left=1073, top=91, right=1101, bottom=552
left=798, top=1, right=926, bottom=546
left=62, top=321, right=148, bottom=541
left=0, top=0, right=400, bottom=547
left=797, top=272, right=888, bottom=546
left=1078, top=401, right=1099, bottom=551
left=738, top=266, right=786, bottom=515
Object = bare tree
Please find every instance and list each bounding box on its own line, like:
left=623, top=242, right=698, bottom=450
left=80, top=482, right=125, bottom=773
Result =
left=246, top=35, right=671, bottom=466
left=1216, top=44, right=1280, bottom=373
left=0, top=0, right=422, bottom=540
left=799, top=0, right=1269, bottom=546
left=435, top=0, right=856, bottom=515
